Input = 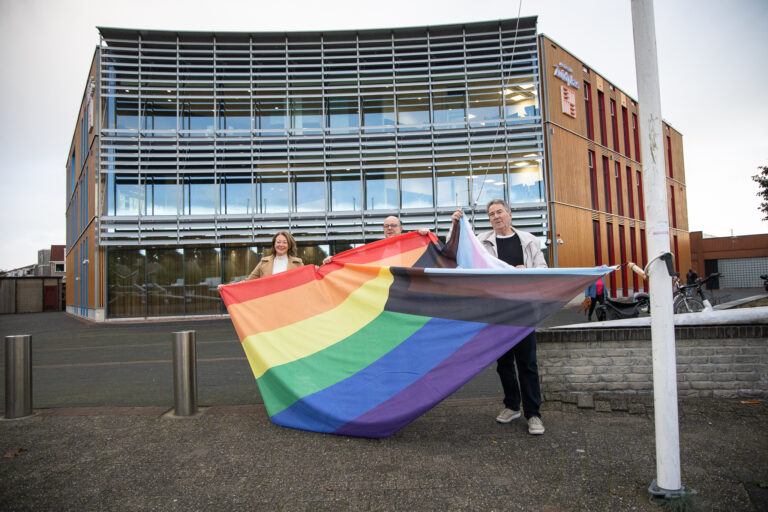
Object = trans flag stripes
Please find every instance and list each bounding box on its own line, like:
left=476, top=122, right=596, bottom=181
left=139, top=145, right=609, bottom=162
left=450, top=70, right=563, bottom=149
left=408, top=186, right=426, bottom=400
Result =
left=219, top=217, right=611, bottom=438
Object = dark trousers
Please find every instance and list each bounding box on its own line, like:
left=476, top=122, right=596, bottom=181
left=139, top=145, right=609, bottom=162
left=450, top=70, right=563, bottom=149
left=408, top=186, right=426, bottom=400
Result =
left=496, top=331, right=542, bottom=419
left=587, top=293, right=605, bottom=321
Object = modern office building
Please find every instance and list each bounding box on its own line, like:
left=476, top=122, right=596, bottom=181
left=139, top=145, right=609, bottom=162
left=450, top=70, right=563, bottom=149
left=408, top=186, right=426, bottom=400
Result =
left=66, top=17, right=689, bottom=320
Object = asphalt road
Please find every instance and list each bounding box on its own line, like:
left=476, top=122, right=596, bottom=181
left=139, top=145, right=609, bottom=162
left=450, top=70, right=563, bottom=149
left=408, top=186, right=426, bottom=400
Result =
left=0, top=287, right=762, bottom=410
left=0, top=312, right=506, bottom=409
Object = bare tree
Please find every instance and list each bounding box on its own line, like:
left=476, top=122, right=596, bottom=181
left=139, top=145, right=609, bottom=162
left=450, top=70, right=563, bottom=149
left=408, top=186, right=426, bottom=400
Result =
left=752, top=165, right=768, bottom=221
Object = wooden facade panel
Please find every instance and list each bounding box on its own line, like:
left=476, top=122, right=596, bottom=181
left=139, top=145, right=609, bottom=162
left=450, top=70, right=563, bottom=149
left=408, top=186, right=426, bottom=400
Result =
left=66, top=50, right=100, bottom=314
left=549, top=129, right=592, bottom=208
left=551, top=204, right=594, bottom=268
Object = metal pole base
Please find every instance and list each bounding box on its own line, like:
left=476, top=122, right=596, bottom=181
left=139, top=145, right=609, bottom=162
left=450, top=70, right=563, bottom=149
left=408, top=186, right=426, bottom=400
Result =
left=5, top=335, right=33, bottom=419
left=648, top=480, right=697, bottom=502
left=172, top=331, right=198, bottom=417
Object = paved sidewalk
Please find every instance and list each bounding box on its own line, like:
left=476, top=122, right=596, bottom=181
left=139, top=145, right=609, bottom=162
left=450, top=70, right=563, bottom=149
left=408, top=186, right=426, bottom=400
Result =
left=2, top=398, right=767, bottom=511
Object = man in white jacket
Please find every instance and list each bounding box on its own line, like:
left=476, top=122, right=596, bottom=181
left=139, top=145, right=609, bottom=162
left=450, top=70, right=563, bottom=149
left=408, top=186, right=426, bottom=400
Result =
left=452, top=199, right=546, bottom=435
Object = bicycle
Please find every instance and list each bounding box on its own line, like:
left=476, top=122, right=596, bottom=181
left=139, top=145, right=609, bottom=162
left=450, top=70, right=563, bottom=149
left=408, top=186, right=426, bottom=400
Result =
left=672, top=273, right=704, bottom=313
left=672, top=272, right=721, bottom=313
left=625, top=262, right=715, bottom=314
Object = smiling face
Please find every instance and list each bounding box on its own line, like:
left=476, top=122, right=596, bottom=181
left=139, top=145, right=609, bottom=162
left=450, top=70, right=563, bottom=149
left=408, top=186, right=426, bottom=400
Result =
left=383, top=216, right=403, bottom=238
left=487, top=201, right=513, bottom=236
left=273, top=234, right=289, bottom=256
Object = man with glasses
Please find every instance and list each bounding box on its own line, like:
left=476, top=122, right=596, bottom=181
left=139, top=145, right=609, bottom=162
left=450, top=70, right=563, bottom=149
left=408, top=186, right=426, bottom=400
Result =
left=451, top=199, right=547, bottom=435
left=323, top=216, right=428, bottom=264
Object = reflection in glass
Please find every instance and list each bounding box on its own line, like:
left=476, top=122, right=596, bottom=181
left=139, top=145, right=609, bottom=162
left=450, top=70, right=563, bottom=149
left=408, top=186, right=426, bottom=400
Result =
left=114, top=175, right=141, bottom=215
left=146, top=248, right=184, bottom=316
left=105, top=97, right=139, bottom=130
left=293, top=171, right=325, bottom=212
left=221, top=175, right=253, bottom=214
left=147, top=177, right=177, bottom=215
left=362, top=96, right=395, bottom=132
left=330, top=170, right=361, bottom=211
left=184, top=175, right=217, bottom=215
left=141, top=100, right=177, bottom=132
left=297, top=245, right=329, bottom=266
left=291, top=97, right=323, bottom=133
left=223, top=247, right=261, bottom=284
left=468, top=89, right=502, bottom=126
left=401, top=168, right=433, bottom=208
left=260, top=169, right=290, bottom=213
left=181, top=99, right=215, bottom=133
left=256, top=99, right=287, bottom=133
left=509, top=165, right=544, bottom=203
left=504, top=84, right=539, bottom=124
left=397, top=93, right=430, bottom=130
left=327, top=97, right=359, bottom=133
left=185, top=247, right=222, bottom=314
left=219, top=99, right=251, bottom=132
left=107, top=249, right=146, bottom=318
left=365, top=169, right=398, bottom=210
left=432, top=88, right=465, bottom=129
left=436, top=167, right=470, bottom=207
left=471, top=171, right=505, bottom=206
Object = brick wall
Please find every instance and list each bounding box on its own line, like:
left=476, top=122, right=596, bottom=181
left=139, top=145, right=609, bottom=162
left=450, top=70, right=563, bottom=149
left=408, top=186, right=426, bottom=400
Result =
left=536, top=325, right=768, bottom=411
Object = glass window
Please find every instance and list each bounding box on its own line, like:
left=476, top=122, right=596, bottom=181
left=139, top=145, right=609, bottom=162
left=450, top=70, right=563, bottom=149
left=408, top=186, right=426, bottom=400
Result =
left=297, top=244, right=330, bottom=267
left=259, top=168, right=290, bottom=213
left=467, top=89, right=502, bottom=127
left=508, top=164, right=544, bottom=204
left=504, top=86, right=539, bottom=124
left=436, top=166, right=470, bottom=207
left=290, top=97, right=323, bottom=133
left=365, top=168, right=398, bottom=210
left=218, top=99, right=251, bottom=132
left=184, top=175, right=217, bottom=215
left=397, top=93, right=430, bottom=130
left=109, top=97, right=139, bottom=131
left=362, top=95, right=396, bottom=132
left=221, top=174, right=253, bottom=214
left=400, top=167, right=433, bottom=208
left=471, top=170, right=505, bottom=206
left=147, top=177, right=178, bottom=215
left=256, top=99, right=287, bottom=134
left=326, top=97, right=359, bottom=133
left=107, top=248, right=146, bottom=318
left=114, top=175, right=141, bottom=216
left=293, top=170, right=325, bottom=212
left=432, top=88, right=465, bottom=129
left=223, top=247, right=261, bottom=284
left=146, top=248, right=184, bottom=316
left=141, top=100, right=177, bottom=132
left=181, top=99, right=215, bottom=134
left=330, top=169, right=361, bottom=211
left=185, top=247, right=222, bottom=315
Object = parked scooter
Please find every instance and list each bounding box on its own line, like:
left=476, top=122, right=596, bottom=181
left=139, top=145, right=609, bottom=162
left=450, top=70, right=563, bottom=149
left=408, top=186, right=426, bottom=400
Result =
left=761, top=274, right=768, bottom=292
left=594, top=262, right=649, bottom=320
left=595, top=295, right=649, bottom=321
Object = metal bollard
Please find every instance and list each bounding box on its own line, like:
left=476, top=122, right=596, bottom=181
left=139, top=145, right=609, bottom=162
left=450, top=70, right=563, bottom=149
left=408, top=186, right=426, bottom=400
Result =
left=5, top=335, right=33, bottom=419
left=172, top=331, right=198, bottom=416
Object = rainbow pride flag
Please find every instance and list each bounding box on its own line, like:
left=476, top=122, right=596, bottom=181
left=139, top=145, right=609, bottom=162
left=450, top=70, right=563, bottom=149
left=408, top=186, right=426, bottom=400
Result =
left=219, top=218, right=611, bottom=438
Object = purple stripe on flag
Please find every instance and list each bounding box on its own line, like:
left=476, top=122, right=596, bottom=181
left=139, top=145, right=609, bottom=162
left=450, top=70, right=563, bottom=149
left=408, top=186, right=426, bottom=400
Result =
left=333, top=323, right=533, bottom=438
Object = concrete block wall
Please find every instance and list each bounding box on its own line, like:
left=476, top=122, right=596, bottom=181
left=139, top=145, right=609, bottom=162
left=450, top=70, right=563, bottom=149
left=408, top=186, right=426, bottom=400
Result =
left=536, top=325, right=768, bottom=410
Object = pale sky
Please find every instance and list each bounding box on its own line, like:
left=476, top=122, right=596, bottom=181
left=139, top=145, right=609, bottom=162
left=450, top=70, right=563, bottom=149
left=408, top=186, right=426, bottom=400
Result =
left=0, top=0, right=766, bottom=271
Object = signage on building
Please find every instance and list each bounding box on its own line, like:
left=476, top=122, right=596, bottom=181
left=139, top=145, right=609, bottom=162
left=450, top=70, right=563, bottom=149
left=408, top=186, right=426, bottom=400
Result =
left=553, top=62, right=580, bottom=90
left=561, top=86, right=577, bottom=118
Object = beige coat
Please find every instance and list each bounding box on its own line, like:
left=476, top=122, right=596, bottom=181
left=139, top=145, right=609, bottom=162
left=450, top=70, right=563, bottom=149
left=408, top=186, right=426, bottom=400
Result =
left=247, top=255, right=304, bottom=280
left=476, top=228, right=548, bottom=268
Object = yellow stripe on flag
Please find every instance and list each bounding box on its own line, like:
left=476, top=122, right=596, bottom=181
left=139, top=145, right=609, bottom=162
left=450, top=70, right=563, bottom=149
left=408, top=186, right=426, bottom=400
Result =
left=241, top=266, right=394, bottom=379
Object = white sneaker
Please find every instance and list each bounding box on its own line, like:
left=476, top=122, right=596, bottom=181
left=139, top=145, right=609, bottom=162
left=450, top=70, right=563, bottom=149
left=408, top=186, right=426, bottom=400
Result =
left=528, top=416, right=545, bottom=435
left=495, top=408, right=521, bottom=423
